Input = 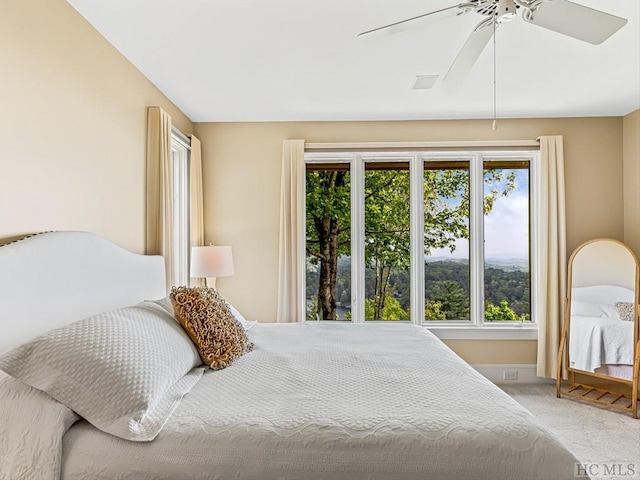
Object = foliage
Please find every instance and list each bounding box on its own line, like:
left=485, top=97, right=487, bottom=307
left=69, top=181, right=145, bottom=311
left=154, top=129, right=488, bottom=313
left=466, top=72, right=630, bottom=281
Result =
left=364, top=295, right=410, bottom=321
left=425, top=300, right=446, bottom=320
left=364, top=170, right=411, bottom=319
left=483, top=266, right=530, bottom=317
left=428, top=280, right=470, bottom=320
left=308, top=256, right=531, bottom=321
left=305, top=170, right=351, bottom=320
left=485, top=300, right=521, bottom=321
left=306, top=165, right=520, bottom=321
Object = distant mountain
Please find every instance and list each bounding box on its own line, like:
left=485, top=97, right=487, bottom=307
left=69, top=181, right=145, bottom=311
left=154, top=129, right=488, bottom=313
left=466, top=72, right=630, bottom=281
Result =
left=485, top=257, right=529, bottom=271
left=425, top=256, right=528, bottom=272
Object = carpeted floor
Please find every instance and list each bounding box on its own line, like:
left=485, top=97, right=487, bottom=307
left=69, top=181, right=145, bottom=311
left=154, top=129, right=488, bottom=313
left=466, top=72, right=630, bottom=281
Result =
left=501, top=384, right=640, bottom=480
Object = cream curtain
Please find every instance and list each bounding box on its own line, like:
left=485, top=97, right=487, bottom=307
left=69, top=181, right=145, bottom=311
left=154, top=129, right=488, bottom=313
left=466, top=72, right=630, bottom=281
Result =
left=146, top=106, right=174, bottom=293
left=276, top=140, right=305, bottom=323
left=189, top=135, right=206, bottom=287
left=536, top=135, right=567, bottom=379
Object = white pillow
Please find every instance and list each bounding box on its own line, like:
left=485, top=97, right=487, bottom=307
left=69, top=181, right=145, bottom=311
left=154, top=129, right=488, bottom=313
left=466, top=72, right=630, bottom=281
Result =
left=571, top=285, right=634, bottom=305
left=147, top=296, right=257, bottom=331
left=571, top=300, right=618, bottom=319
left=0, top=301, right=204, bottom=441
left=146, top=296, right=176, bottom=316
left=228, top=303, right=257, bottom=331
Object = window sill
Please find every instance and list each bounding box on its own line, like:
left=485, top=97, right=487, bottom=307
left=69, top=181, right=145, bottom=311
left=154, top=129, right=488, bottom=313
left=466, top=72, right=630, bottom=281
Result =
left=306, top=320, right=538, bottom=340
left=425, top=325, right=538, bottom=340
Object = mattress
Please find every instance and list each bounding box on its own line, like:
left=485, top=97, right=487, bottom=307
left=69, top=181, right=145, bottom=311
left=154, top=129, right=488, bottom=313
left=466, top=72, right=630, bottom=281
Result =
left=61, top=323, right=578, bottom=480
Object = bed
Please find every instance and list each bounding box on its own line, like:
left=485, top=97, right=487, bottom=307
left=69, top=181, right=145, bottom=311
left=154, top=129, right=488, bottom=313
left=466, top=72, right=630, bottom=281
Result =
left=568, top=285, right=635, bottom=379
left=0, top=231, right=581, bottom=480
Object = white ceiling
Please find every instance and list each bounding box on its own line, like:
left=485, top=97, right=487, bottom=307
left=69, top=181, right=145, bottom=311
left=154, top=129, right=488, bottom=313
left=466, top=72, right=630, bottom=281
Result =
left=66, top=0, right=640, bottom=122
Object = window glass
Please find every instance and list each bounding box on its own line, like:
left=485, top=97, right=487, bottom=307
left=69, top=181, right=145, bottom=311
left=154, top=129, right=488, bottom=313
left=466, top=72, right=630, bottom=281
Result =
left=364, top=162, right=410, bottom=321
left=424, top=160, right=470, bottom=321
left=483, top=160, right=531, bottom=322
left=305, top=165, right=351, bottom=320
left=171, top=133, right=190, bottom=287
left=303, top=151, right=536, bottom=328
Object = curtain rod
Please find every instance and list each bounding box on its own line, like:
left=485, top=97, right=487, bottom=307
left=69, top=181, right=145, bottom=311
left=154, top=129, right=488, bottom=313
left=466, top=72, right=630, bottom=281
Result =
left=304, top=140, right=540, bottom=150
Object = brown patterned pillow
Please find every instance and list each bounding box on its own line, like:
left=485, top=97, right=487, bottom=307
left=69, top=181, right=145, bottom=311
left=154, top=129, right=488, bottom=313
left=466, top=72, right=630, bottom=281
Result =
left=615, top=302, right=635, bottom=322
left=170, top=287, right=254, bottom=370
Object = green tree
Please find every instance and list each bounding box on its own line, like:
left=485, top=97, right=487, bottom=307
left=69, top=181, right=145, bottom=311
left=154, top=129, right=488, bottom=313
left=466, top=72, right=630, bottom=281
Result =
left=425, top=300, right=446, bottom=320
left=364, top=170, right=411, bottom=319
left=306, top=170, right=350, bottom=320
left=363, top=295, right=410, bottom=321
left=428, top=280, right=470, bottom=319
left=484, top=300, right=520, bottom=321
left=306, top=166, right=517, bottom=321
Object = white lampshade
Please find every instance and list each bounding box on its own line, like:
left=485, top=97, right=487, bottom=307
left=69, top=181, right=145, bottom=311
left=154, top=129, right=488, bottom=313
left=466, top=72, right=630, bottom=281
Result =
left=190, top=246, right=234, bottom=279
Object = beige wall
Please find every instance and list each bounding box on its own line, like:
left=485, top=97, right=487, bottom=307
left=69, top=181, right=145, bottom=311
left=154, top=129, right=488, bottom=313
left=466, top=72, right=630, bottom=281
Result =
left=2, top=0, right=631, bottom=365
left=0, top=0, right=193, bottom=253
left=623, top=109, right=640, bottom=257
left=195, top=117, right=624, bottom=363
left=446, top=340, right=538, bottom=365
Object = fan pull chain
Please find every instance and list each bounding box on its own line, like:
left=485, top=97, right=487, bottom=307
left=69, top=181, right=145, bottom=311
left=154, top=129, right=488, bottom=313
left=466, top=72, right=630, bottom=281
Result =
left=492, top=14, right=498, bottom=131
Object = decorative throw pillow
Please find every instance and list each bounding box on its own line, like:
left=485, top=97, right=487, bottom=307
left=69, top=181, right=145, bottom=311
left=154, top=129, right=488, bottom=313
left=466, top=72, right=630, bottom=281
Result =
left=170, top=287, right=254, bottom=370
left=614, top=302, right=635, bottom=322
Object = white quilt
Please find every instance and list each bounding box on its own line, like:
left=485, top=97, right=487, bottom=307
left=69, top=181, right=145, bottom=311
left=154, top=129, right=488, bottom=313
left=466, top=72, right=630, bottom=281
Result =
left=0, top=372, right=78, bottom=479
left=55, top=323, right=579, bottom=480
left=569, top=315, right=634, bottom=372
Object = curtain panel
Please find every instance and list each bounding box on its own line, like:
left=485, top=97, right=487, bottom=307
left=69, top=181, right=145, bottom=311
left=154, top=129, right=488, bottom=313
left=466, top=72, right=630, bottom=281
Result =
left=146, top=107, right=174, bottom=293
left=277, top=140, right=305, bottom=323
left=189, top=135, right=206, bottom=287
left=536, top=135, right=567, bottom=379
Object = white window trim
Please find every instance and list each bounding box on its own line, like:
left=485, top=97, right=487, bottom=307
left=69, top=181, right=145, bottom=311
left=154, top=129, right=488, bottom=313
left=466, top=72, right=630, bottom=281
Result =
left=303, top=150, right=539, bottom=340
left=170, top=128, right=191, bottom=287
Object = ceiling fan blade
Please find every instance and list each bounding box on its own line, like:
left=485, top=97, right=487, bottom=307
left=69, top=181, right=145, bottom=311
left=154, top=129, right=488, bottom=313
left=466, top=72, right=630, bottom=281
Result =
left=357, top=5, right=463, bottom=40
left=524, top=0, right=627, bottom=45
left=444, top=19, right=496, bottom=83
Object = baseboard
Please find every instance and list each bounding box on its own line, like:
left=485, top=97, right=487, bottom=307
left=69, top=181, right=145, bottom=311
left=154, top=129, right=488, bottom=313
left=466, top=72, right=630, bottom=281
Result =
left=471, top=364, right=554, bottom=384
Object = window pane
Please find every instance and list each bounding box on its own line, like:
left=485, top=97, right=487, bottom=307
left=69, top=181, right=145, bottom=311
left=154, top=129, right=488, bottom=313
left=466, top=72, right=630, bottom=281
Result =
left=483, top=161, right=531, bottom=322
left=305, top=166, right=351, bottom=320
left=171, top=144, right=189, bottom=287
left=424, top=160, right=470, bottom=321
left=364, top=162, right=411, bottom=321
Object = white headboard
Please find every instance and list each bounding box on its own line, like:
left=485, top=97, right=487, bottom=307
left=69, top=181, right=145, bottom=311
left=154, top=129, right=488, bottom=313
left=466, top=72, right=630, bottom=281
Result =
left=0, top=231, right=165, bottom=354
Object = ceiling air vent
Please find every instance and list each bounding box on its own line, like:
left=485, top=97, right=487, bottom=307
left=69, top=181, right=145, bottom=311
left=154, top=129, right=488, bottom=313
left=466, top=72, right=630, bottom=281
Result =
left=412, top=75, right=439, bottom=90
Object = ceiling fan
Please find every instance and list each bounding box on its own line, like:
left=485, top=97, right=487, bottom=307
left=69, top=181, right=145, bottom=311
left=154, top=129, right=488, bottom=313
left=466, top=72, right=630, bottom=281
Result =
left=357, top=0, right=628, bottom=83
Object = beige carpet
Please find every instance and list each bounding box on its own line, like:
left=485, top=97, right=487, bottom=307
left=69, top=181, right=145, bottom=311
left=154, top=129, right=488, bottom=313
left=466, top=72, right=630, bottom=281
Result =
left=501, top=384, right=640, bottom=480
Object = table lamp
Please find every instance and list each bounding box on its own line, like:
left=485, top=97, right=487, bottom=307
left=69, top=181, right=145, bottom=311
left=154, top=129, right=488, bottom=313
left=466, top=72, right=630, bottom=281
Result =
left=190, top=245, right=234, bottom=289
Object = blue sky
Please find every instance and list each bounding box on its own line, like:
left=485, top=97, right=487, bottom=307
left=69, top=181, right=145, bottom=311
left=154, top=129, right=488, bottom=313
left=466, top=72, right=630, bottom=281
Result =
left=430, top=170, right=529, bottom=260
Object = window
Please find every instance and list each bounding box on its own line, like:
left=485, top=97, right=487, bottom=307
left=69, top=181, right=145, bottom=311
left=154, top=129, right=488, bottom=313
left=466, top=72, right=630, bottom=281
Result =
left=305, top=163, right=351, bottom=320
left=482, top=159, right=531, bottom=323
left=304, top=150, right=538, bottom=332
left=364, top=161, right=411, bottom=321
left=170, top=128, right=191, bottom=287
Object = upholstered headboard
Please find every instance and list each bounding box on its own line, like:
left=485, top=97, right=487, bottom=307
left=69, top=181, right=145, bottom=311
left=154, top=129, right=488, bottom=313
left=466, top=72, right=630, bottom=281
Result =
left=0, top=231, right=165, bottom=354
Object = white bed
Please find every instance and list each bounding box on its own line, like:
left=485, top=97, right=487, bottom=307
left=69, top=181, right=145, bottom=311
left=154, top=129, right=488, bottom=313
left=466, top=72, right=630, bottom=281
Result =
left=0, top=231, right=581, bottom=480
left=568, top=286, right=635, bottom=378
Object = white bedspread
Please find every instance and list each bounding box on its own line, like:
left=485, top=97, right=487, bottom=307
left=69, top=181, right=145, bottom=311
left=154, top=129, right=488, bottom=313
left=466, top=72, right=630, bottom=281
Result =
left=0, top=372, right=78, bottom=480
left=569, top=315, right=634, bottom=372
left=59, top=323, right=578, bottom=480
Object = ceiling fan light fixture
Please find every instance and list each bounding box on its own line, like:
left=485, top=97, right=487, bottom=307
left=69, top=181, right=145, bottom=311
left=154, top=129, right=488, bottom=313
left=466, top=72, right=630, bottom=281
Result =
left=497, top=0, right=517, bottom=23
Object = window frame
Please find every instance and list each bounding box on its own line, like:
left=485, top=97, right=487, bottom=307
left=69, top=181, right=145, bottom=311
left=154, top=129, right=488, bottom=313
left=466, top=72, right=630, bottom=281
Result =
left=170, top=128, right=191, bottom=287
left=303, top=149, right=539, bottom=340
